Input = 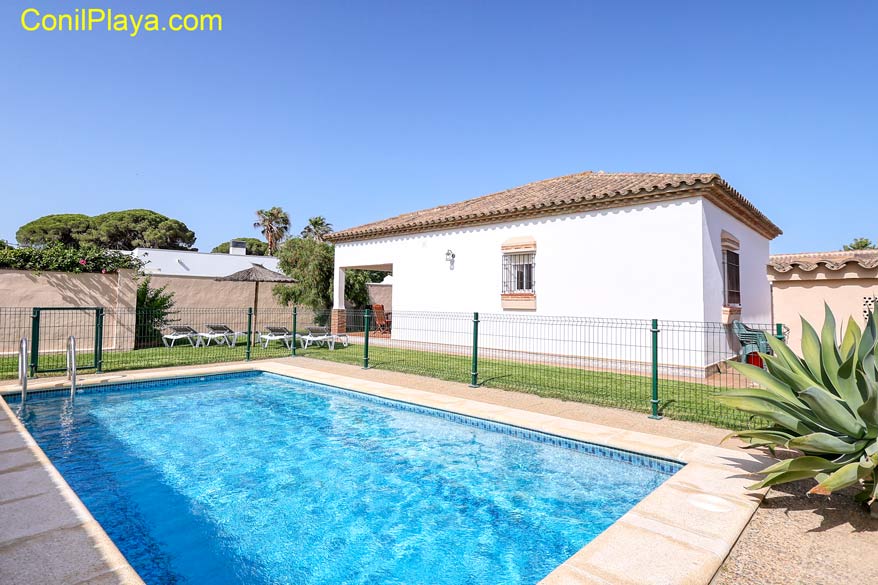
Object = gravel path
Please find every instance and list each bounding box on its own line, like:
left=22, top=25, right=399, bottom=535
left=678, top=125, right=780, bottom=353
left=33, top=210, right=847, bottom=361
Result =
left=713, top=480, right=878, bottom=585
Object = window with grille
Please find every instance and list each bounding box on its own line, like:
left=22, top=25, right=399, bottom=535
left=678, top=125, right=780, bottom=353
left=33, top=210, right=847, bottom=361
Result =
left=724, top=249, right=741, bottom=306
left=502, top=252, right=535, bottom=293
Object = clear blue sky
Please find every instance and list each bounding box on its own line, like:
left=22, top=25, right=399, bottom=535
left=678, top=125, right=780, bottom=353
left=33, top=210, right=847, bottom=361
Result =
left=1, top=1, right=875, bottom=253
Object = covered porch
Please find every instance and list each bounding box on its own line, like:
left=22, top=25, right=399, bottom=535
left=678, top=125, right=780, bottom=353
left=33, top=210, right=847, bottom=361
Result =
left=331, top=261, right=393, bottom=334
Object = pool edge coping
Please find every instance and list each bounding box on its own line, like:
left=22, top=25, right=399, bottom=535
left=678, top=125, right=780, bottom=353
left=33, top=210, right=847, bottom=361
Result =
left=0, top=392, right=146, bottom=585
left=1, top=360, right=771, bottom=585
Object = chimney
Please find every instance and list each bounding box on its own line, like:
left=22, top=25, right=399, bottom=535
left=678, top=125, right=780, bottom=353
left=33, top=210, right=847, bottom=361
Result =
left=228, top=239, right=247, bottom=256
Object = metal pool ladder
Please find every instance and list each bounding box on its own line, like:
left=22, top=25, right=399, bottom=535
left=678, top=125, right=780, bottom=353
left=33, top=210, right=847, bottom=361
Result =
left=18, top=337, right=28, bottom=407
left=67, top=335, right=77, bottom=400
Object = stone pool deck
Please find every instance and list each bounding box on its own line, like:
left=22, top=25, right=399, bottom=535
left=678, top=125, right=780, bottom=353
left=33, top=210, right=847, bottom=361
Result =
left=1, top=358, right=773, bottom=585
left=0, top=396, right=144, bottom=584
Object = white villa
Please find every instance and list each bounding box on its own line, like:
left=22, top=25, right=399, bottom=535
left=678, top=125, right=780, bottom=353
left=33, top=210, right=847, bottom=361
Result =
left=326, top=171, right=781, bottom=374
left=328, top=172, right=780, bottom=319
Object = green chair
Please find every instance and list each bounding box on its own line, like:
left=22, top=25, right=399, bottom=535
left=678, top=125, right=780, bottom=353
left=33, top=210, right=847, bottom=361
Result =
left=732, top=320, right=772, bottom=363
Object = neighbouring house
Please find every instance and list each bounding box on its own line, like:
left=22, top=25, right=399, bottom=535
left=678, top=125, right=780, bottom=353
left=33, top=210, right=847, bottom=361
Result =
left=128, top=245, right=287, bottom=309
left=326, top=171, right=781, bottom=374
left=769, top=250, right=878, bottom=351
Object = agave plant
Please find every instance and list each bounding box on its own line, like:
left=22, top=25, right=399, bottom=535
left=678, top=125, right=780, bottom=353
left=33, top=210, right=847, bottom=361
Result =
left=717, top=306, right=878, bottom=504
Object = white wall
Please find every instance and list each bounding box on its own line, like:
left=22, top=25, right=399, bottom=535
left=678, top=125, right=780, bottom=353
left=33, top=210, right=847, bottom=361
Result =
left=700, top=199, right=773, bottom=324
left=335, top=199, right=707, bottom=320
left=333, top=197, right=774, bottom=372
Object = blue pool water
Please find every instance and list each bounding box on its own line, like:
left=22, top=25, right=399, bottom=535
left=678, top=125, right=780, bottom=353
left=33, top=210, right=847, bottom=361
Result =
left=11, top=372, right=680, bottom=584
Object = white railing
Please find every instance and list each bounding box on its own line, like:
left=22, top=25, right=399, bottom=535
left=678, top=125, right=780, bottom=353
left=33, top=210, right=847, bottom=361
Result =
left=67, top=335, right=77, bottom=400
left=18, top=337, right=28, bottom=407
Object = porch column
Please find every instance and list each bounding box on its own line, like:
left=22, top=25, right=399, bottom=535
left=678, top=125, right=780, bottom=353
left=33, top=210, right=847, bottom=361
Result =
left=333, top=266, right=346, bottom=309
left=331, top=309, right=346, bottom=335
left=332, top=266, right=346, bottom=334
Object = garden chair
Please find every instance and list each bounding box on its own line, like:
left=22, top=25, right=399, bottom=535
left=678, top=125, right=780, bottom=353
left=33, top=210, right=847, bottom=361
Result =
left=162, top=325, right=202, bottom=348
left=202, top=324, right=246, bottom=347
left=299, top=326, right=349, bottom=350
left=732, top=320, right=773, bottom=366
left=258, top=326, right=296, bottom=349
left=373, top=304, right=391, bottom=334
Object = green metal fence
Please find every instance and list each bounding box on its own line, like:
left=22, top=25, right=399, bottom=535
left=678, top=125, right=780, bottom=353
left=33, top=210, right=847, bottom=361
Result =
left=0, top=305, right=786, bottom=429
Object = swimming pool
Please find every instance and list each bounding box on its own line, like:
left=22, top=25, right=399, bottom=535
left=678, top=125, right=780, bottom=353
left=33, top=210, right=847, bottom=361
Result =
left=10, top=371, right=681, bottom=584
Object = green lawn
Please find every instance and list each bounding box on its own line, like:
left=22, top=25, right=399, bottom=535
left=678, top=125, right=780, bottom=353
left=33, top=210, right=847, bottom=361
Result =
left=2, top=340, right=754, bottom=429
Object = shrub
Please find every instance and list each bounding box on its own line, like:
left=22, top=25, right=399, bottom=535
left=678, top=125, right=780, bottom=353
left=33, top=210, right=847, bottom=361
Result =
left=717, top=306, right=878, bottom=505
left=134, top=278, right=177, bottom=349
left=0, top=244, right=141, bottom=273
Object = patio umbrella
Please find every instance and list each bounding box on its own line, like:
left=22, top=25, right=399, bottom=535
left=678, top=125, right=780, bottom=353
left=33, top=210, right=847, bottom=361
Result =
left=216, top=264, right=296, bottom=329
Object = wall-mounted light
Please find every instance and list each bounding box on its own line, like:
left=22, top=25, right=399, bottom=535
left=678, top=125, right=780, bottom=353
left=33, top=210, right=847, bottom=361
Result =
left=445, top=249, right=456, bottom=270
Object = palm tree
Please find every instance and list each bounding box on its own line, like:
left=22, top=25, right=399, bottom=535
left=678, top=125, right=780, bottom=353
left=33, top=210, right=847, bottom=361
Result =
left=253, top=207, right=290, bottom=255
left=300, top=216, right=333, bottom=242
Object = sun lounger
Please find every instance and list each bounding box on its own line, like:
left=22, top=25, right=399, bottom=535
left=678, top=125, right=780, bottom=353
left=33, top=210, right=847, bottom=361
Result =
left=202, top=324, right=246, bottom=347
left=162, top=325, right=201, bottom=348
left=258, top=326, right=296, bottom=349
left=299, top=326, right=349, bottom=350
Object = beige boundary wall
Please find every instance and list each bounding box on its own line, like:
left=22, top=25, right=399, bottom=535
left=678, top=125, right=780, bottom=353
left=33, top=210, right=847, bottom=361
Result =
left=769, top=255, right=878, bottom=352
left=148, top=275, right=289, bottom=309
left=0, top=269, right=139, bottom=354
left=366, top=283, right=392, bottom=312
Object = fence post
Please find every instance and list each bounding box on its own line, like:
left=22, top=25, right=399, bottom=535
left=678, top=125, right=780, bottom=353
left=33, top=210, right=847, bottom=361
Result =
left=291, top=307, right=298, bottom=356
left=29, top=308, right=40, bottom=376
left=246, top=308, right=253, bottom=361
left=470, top=312, right=479, bottom=388
left=775, top=323, right=786, bottom=342
left=363, top=309, right=371, bottom=369
left=649, top=318, right=662, bottom=420
left=95, top=308, right=105, bottom=373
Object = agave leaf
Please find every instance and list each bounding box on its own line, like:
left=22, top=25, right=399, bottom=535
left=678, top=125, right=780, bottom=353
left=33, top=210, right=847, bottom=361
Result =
left=765, top=334, right=818, bottom=385
left=869, top=472, right=878, bottom=504
left=714, top=395, right=821, bottom=435
left=717, top=383, right=805, bottom=412
left=833, top=451, right=869, bottom=465
left=862, top=353, right=877, bottom=389
left=840, top=317, right=862, bottom=361
left=749, top=470, right=821, bottom=490
left=835, top=350, right=865, bottom=410
left=808, top=461, right=870, bottom=495
left=856, top=366, right=878, bottom=411
left=759, top=456, right=841, bottom=475
left=725, top=429, right=794, bottom=447
left=787, top=432, right=866, bottom=454
left=800, top=317, right=824, bottom=382
left=821, top=303, right=839, bottom=351
left=820, top=304, right=844, bottom=390
left=724, top=362, right=801, bottom=403
left=762, top=357, right=823, bottom=398
left=867, top=442, right=878, bottom=457
left=857, top=388, right=878, bottom=431
left=860, top=312, right=878, bottom=364
left=797, top=387, right=865, bottom=437
left=721, top=387, right=834, bottom=432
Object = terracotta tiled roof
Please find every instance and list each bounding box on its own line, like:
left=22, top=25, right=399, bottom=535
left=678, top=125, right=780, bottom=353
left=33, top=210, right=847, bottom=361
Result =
left=326, top=171, right=781, bottom=242
left=769, top=250, right=878, bottom=272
